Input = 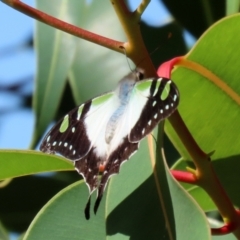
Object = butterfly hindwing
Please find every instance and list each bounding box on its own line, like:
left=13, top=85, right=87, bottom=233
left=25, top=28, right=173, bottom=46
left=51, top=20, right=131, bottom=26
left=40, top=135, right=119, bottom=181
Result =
left=129, top=77, right=179, bottom=142
left=94, top=137, right=139, bottom=213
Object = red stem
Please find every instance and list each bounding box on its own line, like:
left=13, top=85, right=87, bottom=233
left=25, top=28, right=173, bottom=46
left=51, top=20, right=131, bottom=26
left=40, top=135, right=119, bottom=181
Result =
left=211, top=220, right=238, bottom=235
left=2, top=0, right=123, bottom=52
left=171, top=170, right=196, bottom=184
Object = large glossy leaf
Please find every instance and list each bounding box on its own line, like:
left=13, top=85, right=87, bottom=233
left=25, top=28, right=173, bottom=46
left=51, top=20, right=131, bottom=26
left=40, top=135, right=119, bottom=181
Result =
left=0, top=150, right=72, bottom=180
left=23, top=180, right=106, bottom=240
left=23, top=128, right=210, bottom=239
left=166, top=14, right=240, bottom=210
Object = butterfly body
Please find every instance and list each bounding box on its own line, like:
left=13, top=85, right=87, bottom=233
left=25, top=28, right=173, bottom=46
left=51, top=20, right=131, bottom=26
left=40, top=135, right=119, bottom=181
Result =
left=40, top=69, right=179, bottom=219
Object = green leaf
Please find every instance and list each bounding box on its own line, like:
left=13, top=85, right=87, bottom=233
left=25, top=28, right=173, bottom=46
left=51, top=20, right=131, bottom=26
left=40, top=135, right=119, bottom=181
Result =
left=23, top=130, right=210, bottom=239
left=167, top=14, right=240, bottom=211
left=0, top=150, right=73, bottom=180
left=23, top=181, right=106, bottom=240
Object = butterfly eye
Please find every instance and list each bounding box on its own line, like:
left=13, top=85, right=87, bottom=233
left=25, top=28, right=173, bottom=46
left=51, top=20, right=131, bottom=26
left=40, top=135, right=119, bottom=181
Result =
left=134, top=68, right=144, bottom=80
left=138, top=72, right=144, bottom=80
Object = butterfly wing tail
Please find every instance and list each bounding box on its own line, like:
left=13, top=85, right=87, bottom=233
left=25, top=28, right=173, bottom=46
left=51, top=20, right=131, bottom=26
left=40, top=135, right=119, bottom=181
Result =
left=75, top=150, right=102, bottom=219
left=84, top=196, right=91, bottom=220
left=94, top=138, right=139, bottom=214
left=94, top=194, right=102, bottom=215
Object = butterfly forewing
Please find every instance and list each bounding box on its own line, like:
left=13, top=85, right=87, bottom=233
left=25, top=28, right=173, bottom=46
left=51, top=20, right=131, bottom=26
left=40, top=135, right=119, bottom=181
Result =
left=129, top=77, right=179, bottom=142
left=40, top=101, right=92, bottom=160
left=40, top=92, right=116, bottom=160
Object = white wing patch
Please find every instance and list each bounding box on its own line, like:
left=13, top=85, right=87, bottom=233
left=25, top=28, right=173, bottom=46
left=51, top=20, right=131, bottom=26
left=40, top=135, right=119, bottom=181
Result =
left=84, top=93, right=119, bottom=159
left=127, top=82, right=151, bottom=141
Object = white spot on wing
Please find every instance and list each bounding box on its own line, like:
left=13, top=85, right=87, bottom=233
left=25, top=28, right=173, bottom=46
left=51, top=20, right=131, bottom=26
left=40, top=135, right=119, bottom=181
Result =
left=59, top=141, right=62, bottom=146
left=114, top=159, right=119, bottom=164
left=69, top=145, right=72, bottom=150
left=73, top=150, right=76, bottom=155
left=47, top=136, right=50, bottom=142
left=160, top=109, right=163, bottom=114
left=171, top=103, right=174, bottom=107
left=88, top=168, right=92, bottom=172
left=154, top=113, right=158, bottom=119
left=142, top=128, right=145, bottom=135
left=64, top=142, right=68, bottom=147
left=72, top=127, right=75, bottom=133
left=165, top=105, right=169, bottom=110
left=152, top=101, right=157, bottom=107
left=52, top=141, right=57, bottom=146
left=77, top=109, right=81, bottom=120
left=148, top=120, right=152, bottom=126
left=103, top=170, right=108, bottom=175
left=173, top=94, right=177, bottom=102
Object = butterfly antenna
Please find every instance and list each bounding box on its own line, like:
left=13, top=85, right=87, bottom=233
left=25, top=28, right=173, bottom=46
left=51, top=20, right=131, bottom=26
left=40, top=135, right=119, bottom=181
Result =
left=149, top=32, right=172, bottom=57
left=120, top=46, right=134, bottom=72
left=84, top=196, right=91, bottom=220
left=135, top=32, right=173, bottom=68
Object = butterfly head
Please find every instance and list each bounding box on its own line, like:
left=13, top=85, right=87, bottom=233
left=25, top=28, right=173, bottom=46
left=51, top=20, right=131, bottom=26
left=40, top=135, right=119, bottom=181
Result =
left=134, top=68, right=144, bottom=81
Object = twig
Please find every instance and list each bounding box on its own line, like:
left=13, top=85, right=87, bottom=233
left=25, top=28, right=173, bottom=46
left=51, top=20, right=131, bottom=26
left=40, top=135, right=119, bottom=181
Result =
left=1, top=0, right=123, bottom=52
left=111, top=0, right=156, bottom=75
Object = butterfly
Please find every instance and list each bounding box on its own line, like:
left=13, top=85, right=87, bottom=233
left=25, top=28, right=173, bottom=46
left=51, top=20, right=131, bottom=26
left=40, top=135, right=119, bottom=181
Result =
left=40, top=68, right=179, bottom=219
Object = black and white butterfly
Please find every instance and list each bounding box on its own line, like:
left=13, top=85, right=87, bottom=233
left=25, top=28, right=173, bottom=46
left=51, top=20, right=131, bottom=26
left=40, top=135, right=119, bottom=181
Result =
left=40, top=68, right=179, bottom=219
